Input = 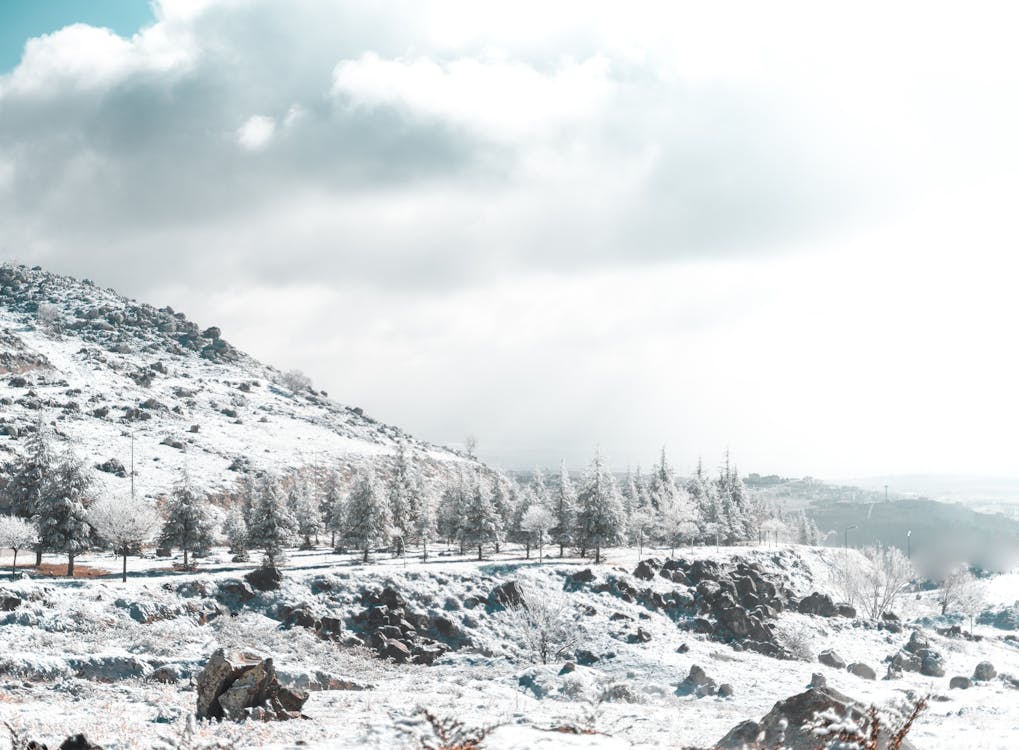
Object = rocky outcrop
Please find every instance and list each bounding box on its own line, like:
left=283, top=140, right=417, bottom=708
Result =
left=351, top=587, right=449, bottom=665
left=847, top=662, right=876, bottom=680
left=974, top=661, right=997, bottom=681
left=715, top=686, right=918, bottom=750
left=818, top=649, right=846, bottom=669
left=195, top=649, right=307, bottom=721
left=675, top=665, right=717, bottom=697
left=886, top=630, right=944, bottom=677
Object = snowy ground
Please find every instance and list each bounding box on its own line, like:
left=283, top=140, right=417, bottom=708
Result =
left=1, top=543, right=1019, bottom=749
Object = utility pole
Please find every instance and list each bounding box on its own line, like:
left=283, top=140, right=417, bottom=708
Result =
left=844, top=524, right=858, bottom=552
left=130, top=432, right=135, bottom=501
left=884, top=484, right=889, bottom=502
left=906, top=529, right=911, bottom=560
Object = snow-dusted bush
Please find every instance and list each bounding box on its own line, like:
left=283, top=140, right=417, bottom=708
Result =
left=502, top=586, right=581, bottom=665
left=89, top=494, right=161, bottom=582
left=776, top=620, right=814, bottom=661
left=857, top=544, right=914, bottom=620
left=280, top=369, right=312, bottom=393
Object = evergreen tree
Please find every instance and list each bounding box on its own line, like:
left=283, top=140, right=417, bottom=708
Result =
left=248, top=475, right=298, bottom=566
left=510, top=484, right=535, bottom=557
left=222, top=505, right=249, bottom=560
left=437, top=469, right=468, bottom=550
left=321, top=470, right=345, bottom=550
left=574, top=450, right=625, bottom=563
left=796, top=511, right=821, bottom=545
left=159, top=474, right=215, bottom=569
left=344, top=467, right=391, bottom=562
left=388, top=445, right=418, bottom=555
left=552, top=459, right=576, bottom=557
left=288, top=472, right=321, bottom=550
left=628, top=466, right=656, bottom=558
left=33, top=448, right=94, bottom=576
left=7, top=417, right=56, bottom=565
left=413, top=483, right=437, bottom=561
left=462, top=472, right=503, bottom=560
left=647, top=446, right=678, bottom=512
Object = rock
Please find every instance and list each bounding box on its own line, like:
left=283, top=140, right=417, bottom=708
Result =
left=818, top=649, right=847, bottom=669
left=920, top=653, right=945, bottom=678
left=627, top=627, right=652, bottom=644
left=974, top=661, right=997, bottom=681
left=809, top=673, right=827, bottom=688
left=797, top=592, right=838, bottom=617
left=194, top=649, right=306, bottom=721
left=676, top=665, right=717, bottom=697
left=1, top=595, right=21, bottom=611
left=676, top=643, right=689, bottom=654
left=575, top=650, right=599, bottom=666
left=244, top=565, right=282, bottom=592
left=715, top=687, right=919, bottom=750
left=216, top=580, right=255, bottom=607
left=488, top=580, right=524, bottom=608
left=559, top=662, right=576, bottom=675
left=633, top=560, right=657, bottom=580
left=950, top=676, right=972, bottom=689
left=847, top=662, right=876, bottom=680
left=58, top=736, right=103, bottom=750
left=569, top=569, right=596, bottom=584
left=718, top=683, right=734, bottom=698
left=381, top=639, right=412, bottom=663
left=95, top=458, right=127, bottom=477
left=836, top=603, right=857, bottom=618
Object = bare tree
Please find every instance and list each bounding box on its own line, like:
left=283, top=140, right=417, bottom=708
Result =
left=281, top=369, right=312, bottom=393
left=89, top=495, right=161, bottom=583
left=937, top=563, right=975, bottom=615
left=36, top=302, right=62, bottom=332
left=502, top=585, right=581, bottom=664
left=520, top=504, right=554, bottom=561
left=857, top=544, right=914, bottom=620
left=0, top=515, right=39, bottom=577
left=464, top=434, right=478, bottom=459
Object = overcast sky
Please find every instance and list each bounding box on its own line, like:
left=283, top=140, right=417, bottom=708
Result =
left=1, top=0, right=1018, bottom=478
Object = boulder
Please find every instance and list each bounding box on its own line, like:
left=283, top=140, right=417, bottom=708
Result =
left=809, top=673, right=827, bottom=688
left=818, top=649, right=847, bottom=669
left=569, top=569, right=596, bottom=585
left=950, top=676, right=972, bottom=690
left=797, top=592, right=838, bottom=617
left=633, top=560, right=657, bottom=580
left=195, top=649, right=307, bottom=721
left=244, top=565, right=282, bottom=592
left=58, top=737, right=103, bottom=750
left=1, top=595, right=21, bottom=611
left=920, top=653, right=945, bottom=678
left=974, top=661, right=997, bottom=681
left=676, top=665, right=717, bottom=697
left=715, top=687, right=918, bottom=750
left=488, top=581, right=524, bottom=608
left=718, top=683, right=734, bottom=698
left=847, top=662, right=876, bottom=680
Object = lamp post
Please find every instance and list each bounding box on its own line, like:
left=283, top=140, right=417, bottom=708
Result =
left=844, top=524, right=858, bottom=552
left=906, top=529, right=911, bottom=560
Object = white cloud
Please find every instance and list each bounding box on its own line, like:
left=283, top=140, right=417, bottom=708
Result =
left=236, top=114, right=276, bottom=151
left=332, top=53, right=613, bottom=139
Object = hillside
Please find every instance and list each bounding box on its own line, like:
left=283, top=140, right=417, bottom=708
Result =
left=0, top=264, right=479, bottom=502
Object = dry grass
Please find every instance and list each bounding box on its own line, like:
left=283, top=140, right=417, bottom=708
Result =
left=35, top=562, right=109, bottom=578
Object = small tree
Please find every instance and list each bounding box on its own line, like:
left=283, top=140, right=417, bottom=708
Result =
left=281, top=369, right=312, bottom=393
left=288, top=474, right=321, bottom=550
left=413, top=485, right=437, bottom=561
left=574, top=450, right=625, bottom=563
left=462, top=474, right=503, bottom=561
left=320, top=470, right=344, bottom=549
left=248, top=475, right=298, bottom=566
left=159, top=477, right=215, bottom=570
left=857, top=544, right=914, bottom=620
left=89, top=495, right=161, bottom=583
left=222, top=506, right=249, bottom=561
left=344, top=467, right=391, bottom=562
left=8, top=417, right=56, bottom=565
left=552, top=459, right=576, bottom=557
left=520, top=504, right=554, bottom=561
left=503, top=586, right=581, bottom=664
left=0, top=515, right=38, bottom=577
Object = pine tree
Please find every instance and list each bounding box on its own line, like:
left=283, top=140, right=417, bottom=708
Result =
left=796, top=511, right=821, bottom=545
left=647, top=446, right=677, bottom=512
left=388, top=445, right=418, bottom=555
left=222, top=505, right=249, bottom=560
left=628, top=466, right=656, bottom=558
left=7, top=417, right=56, bottom=565
left=437, top=470, right=468, bottom=550
left=552, top=459, right=576, bottom=557
left=288, top=472, right=321, bottom=550
left=462, top=472, right=503, bottom=560
left=33, top=448, right=94, bottom=576
left=413, top=483, right=437, bottom=561
left=321, top=470, right=345, bottom=550
left=159, top=474, right=215, bottom=570
left=248, top=475, right=298, bottom=566
left=344, top=467, right=391, bottom=562
left=575, top=450, right=625, bottom=563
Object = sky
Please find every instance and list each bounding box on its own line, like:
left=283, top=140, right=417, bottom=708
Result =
left=1, top=1, right=1019, bottom=479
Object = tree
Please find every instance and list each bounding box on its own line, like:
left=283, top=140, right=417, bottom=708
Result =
left=502, top=586, right=582, bottom=664
left=437, top=470, right=468, bottom=549
left=222, top=505, right=249, bottom=561
left=159, top=476, right=215, bottom=570
left=575, top=450, right=625, bottom=563
left=320, top=469, right=344, bottom=549
left=795, top=511, right=821, bottom=546
left=520, top=504, right=554, bottom=561
left=34, top=448, right=94, bottom=576
left=388, top=445, right=418, bottom=555
left=462, top=473, right=503, bottom=560
left=937, top=563, right=979, bottom=616
left=647, top=447, right=678, bottom=512
left=344, top=467, right=391, bottom=562
left=6, top=417, right=56, bottom=565
left=281, top=369, right=312, bottom=393
left=659, top=490, right=699, bottom=556
left=0, top=515, right=38, bottom=577
left=857, top=544, right=914, bottom=620
left=248, top=475, right=298, bottom=566
left=89, top=495, right=161, bottom=582
left=551, top=460, right=576, bottom=557
left=413, top=484, right=437, bottom=561
left=288, top=472, right=321, bottom=550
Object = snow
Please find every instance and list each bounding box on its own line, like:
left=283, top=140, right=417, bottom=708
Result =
left=1, top=542, right=1018, bottom=748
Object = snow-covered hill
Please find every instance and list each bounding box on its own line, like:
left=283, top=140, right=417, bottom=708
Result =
left=0, top=264, right=480, bottom=501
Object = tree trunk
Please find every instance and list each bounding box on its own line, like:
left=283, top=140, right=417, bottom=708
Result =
left=594, top=543, right=601, bottom=564
left=331, top=531, right=336, bottom=548
left=183, top=548, right=189, bottom=569
left=525, top=541, right=531, bottom=559
left=495, top=542, right=500, bottom=554
left=122, top=552, right=128, bottom=584
left=422, top=543, right=428, bottom=562
left=538, top=532, right=543, bottom=561
left=11, top=549, right=17, bottom=577
left=67, top=553, right=75, bottom=578
left=363, top=545, right=369, bottom=563
left=35, top=546, right=42, bottom=566
left=477, top=544, right=483, bottom=561
left=559, top=542, right=564, bottom=558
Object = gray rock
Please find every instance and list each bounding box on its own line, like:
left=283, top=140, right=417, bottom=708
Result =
left=847, top=662, right=876, bottom=680
left=818, top=649, right=847, bottom=669
left=974, top=661, right=997, bottom=681
left=809, top=673, right=827, bottom=688
left=798, top=592, right=838, bottom=617
left=718, top=683, right=734, bottom=698
left=950, top=676, right=972, bottom=689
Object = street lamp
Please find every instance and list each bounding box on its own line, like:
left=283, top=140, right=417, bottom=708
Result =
left=906, top=529, right=911, bottom=560
left=844, top=524, right=858, bottom=552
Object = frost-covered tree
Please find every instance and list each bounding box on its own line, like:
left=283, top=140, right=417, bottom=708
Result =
left=413, top=484, right=437, bottom=561
left=34, top=448, right=94, bottom=576
left=857, top=544, right=914, bottom=620
left=319, top=469, right=344, bottom=549
left=502, top=585, right=581, bottom=664
left=89, top=494, right=161, bottom=582
left=344, top=467, right=391, bottom=562
left=575, top=450, right=625, bottom=563
left=6, top=417, right=56, bottom=565
left=490, top=476, right=516, bottom=554
left=159, top=476, right=215, bottom=570
left=437, top=470, right=468, bottom=549
left=248, top=475, right=298, bottom=566
left=715, top=455, right=754, bottom=544
left=520, top=503, right=554, bottom=561
left=222, top=505, right=249, bottom=561
left=659, top=489, right=699, bottom=556
left=288, top=472, right=321, bottom=550
left=388, top=445, right=419, bottom=555
left=510, top=485, right=536, bottom=558
left=551, top=460, right=576, bottom=557
left=937, top=563, right=983, bottom=618
left=0, top=515, right=38, bottom=577
left=647, top=447, right=678, bottom=512
left=462, top=473, right=503, bottom=561
left=795, top=511, right=821, bottom=546
left=626, top=466, right=656, bottom=557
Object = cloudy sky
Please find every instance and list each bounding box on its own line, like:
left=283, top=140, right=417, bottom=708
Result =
left=1, top=0, right=1018, bottom=479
